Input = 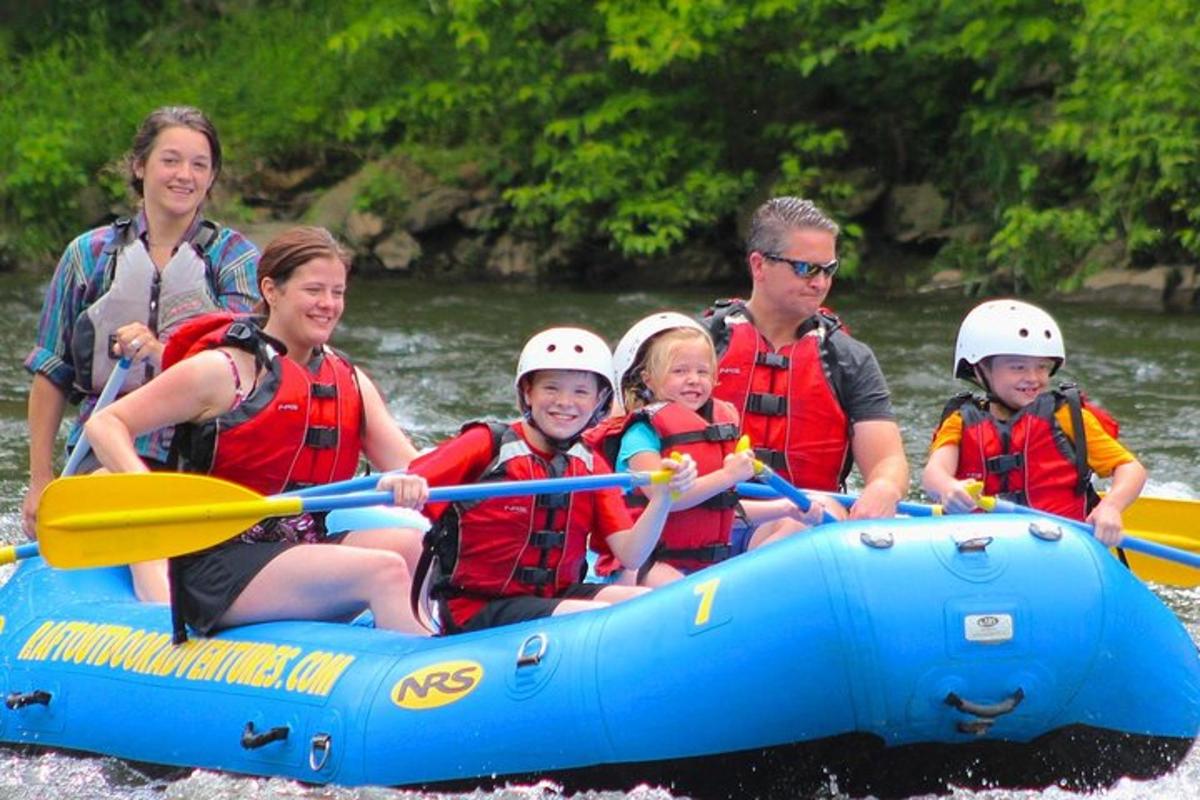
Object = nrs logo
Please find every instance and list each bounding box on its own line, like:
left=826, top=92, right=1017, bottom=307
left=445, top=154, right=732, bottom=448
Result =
left=963, top=612, right=1013, bottom=643
left=391, top=660, right=483, bottom=709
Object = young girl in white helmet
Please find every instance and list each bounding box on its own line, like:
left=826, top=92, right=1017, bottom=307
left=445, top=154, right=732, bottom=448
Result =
left=922, top=299, right=1146, bottom=545
left=586, top=312, right=825, bottom=586
left=399, top=326, right=697, bottom=633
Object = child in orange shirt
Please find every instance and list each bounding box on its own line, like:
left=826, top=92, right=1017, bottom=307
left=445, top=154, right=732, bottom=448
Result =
left=922, top=299, right=1146, bottom=545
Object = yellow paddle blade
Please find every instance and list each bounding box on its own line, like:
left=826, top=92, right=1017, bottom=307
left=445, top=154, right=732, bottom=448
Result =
left=1124, top=495, right=1200, bottom=535
left=1115, top=495, right=1200, bottom=587
left=38, top=473, right=303, bottom=569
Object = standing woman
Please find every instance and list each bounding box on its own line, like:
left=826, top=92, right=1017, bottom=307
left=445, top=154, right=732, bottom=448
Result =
left=85, top=226, right=428, bottom=639
left=23, top=106, right=260, bottom=602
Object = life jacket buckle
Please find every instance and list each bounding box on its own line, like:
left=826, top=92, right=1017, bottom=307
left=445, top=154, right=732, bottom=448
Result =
left=528, top=530, right=566, bottom=549
left=535, top=492, right=569, bottom=509
left=747, top=393, right=787, bottom=415
left=705, top=422, right=740, bottom=441
left=304, top=427, right=339, bottom=448
left=756, top=351, right=790, bottom=369
left=985, top=453, right=1023, bottom=474
left=753, top=447, right=788, bottom=472
left=515, top=566, right=555, bottom=586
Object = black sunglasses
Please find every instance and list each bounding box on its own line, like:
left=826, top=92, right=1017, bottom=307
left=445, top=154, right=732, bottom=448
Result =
left=761, top=252, right=840, bottom=278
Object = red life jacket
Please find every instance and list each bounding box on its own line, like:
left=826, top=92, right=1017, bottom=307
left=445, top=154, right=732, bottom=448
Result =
left=706, top=299, right=851, bottom=490
left=584, top=399, right=741, bottom=575
left=163, top=312, right=363, bottom=494
left=429, top=421, right=598, bottom=630
left=947, top=386, right=1120, bottom=521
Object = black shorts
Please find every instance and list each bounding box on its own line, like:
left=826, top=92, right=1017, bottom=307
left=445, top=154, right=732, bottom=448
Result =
left=454, top=583, right=606, bottom=634
left=170, top=524, right=348, bottom=636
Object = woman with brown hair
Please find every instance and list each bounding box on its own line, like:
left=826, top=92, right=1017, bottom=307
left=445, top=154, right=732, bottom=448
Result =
left=85, top=226, right=429, bottom=640
left=24, top=106, right=260, bottom=604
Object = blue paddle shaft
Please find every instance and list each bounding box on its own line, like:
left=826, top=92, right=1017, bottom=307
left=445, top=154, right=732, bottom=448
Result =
left=62, top=358, right=132, bottom=478
left=751, top=466, right=837, bottom=524
left=299, top=471, right=654, bottom=513
left=286, top=473, right=390, bottom=497
left=736, top=483, right=939, bottom=518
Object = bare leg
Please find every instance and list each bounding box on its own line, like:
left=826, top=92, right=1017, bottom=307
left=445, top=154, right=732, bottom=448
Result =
left=131, top=559, right=169, bottom=603
left=550, top=584, right=651, bottom=616
left=342, top=526, right=424, bottom=572
left=748, top=517, right=806, bottom=550
left=220, top=543, right=425, bottom=634
left=639, top=561, right=685, bottom=587
left=88, top=466, right=169, bottom=601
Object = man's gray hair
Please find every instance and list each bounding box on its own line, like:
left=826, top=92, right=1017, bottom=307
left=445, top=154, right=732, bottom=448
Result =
left=747, top=197, right=839, bottom=255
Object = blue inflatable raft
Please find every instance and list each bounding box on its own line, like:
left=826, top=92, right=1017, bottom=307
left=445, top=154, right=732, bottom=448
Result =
left=2, top=511, right=1198, bottom=798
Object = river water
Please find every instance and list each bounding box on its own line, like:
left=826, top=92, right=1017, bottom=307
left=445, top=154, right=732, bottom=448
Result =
left=0, top=272, right=1197, bottom=800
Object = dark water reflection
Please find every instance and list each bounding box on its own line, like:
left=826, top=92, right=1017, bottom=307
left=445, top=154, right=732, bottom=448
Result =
left=0, top=273, right=1197, bottom=799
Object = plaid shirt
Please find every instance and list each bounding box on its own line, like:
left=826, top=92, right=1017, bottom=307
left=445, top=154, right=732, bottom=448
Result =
left=25, top=210, right=260, bottom=463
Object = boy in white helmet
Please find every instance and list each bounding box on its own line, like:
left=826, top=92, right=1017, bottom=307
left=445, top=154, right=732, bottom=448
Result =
left=402, top=327, right=697, bottom=633
left=922, top=300, right=1146, bottom=545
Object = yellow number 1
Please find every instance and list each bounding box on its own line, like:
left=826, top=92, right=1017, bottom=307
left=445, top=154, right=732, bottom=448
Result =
left=692, top=578, right=720, bottom=626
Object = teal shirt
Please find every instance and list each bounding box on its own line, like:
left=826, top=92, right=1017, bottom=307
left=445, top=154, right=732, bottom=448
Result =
left=616, top=419, right=661, bottom=473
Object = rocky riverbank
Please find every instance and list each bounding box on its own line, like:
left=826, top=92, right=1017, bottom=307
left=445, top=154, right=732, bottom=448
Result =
left=18, top=152, right=1199, bottom=312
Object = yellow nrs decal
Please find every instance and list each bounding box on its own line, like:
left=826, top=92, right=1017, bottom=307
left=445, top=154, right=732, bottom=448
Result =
left=390, top=660, right=483, bottom=710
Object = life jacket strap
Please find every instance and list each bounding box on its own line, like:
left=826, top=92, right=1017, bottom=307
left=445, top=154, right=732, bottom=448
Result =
left=660, top=422, right=740, bottom=448
left=700, top=489, right=741, bottom=510
left=655, top=543, right=732, bottom=564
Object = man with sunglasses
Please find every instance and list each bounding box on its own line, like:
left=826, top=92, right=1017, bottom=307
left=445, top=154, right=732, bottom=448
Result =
left=705, top=197, right=908, bottom=546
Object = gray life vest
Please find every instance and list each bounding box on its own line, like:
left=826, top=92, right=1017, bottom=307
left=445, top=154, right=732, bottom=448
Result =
left=71, top=219, right=221, bottom=396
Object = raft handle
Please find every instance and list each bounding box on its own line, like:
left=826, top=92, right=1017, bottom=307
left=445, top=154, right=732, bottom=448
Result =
left=309, top=733, right=332, bottom=771
left=955, top=536, right=993, bottom=553
left=517, top=633, right=549, bottom=667
left=241, top=721, right=290, bottom=749
left=5, top=690, right=52, bottom=710
left=944, top=687, right=1025, bottom=720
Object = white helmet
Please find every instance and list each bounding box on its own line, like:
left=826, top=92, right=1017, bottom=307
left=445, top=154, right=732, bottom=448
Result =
left=954, top=299, right=1065, bottom=381
left=515, top=327, right=615, bottom=416
left=613, top=312, right=709, bottom=395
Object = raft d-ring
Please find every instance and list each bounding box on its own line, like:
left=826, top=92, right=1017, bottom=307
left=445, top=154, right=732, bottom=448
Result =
left=517, top=632, right=549, bottom=667
left=1028, top=521, right=1063, bottom=542
left=860, top=530, right=894, bottom=549
left=955, top=536, right=994, bottom=553
left=309, top=733, right=332, bottom=771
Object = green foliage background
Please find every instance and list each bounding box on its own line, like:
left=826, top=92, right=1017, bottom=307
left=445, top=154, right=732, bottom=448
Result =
left=2, top=0, right=1197, bottom=288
